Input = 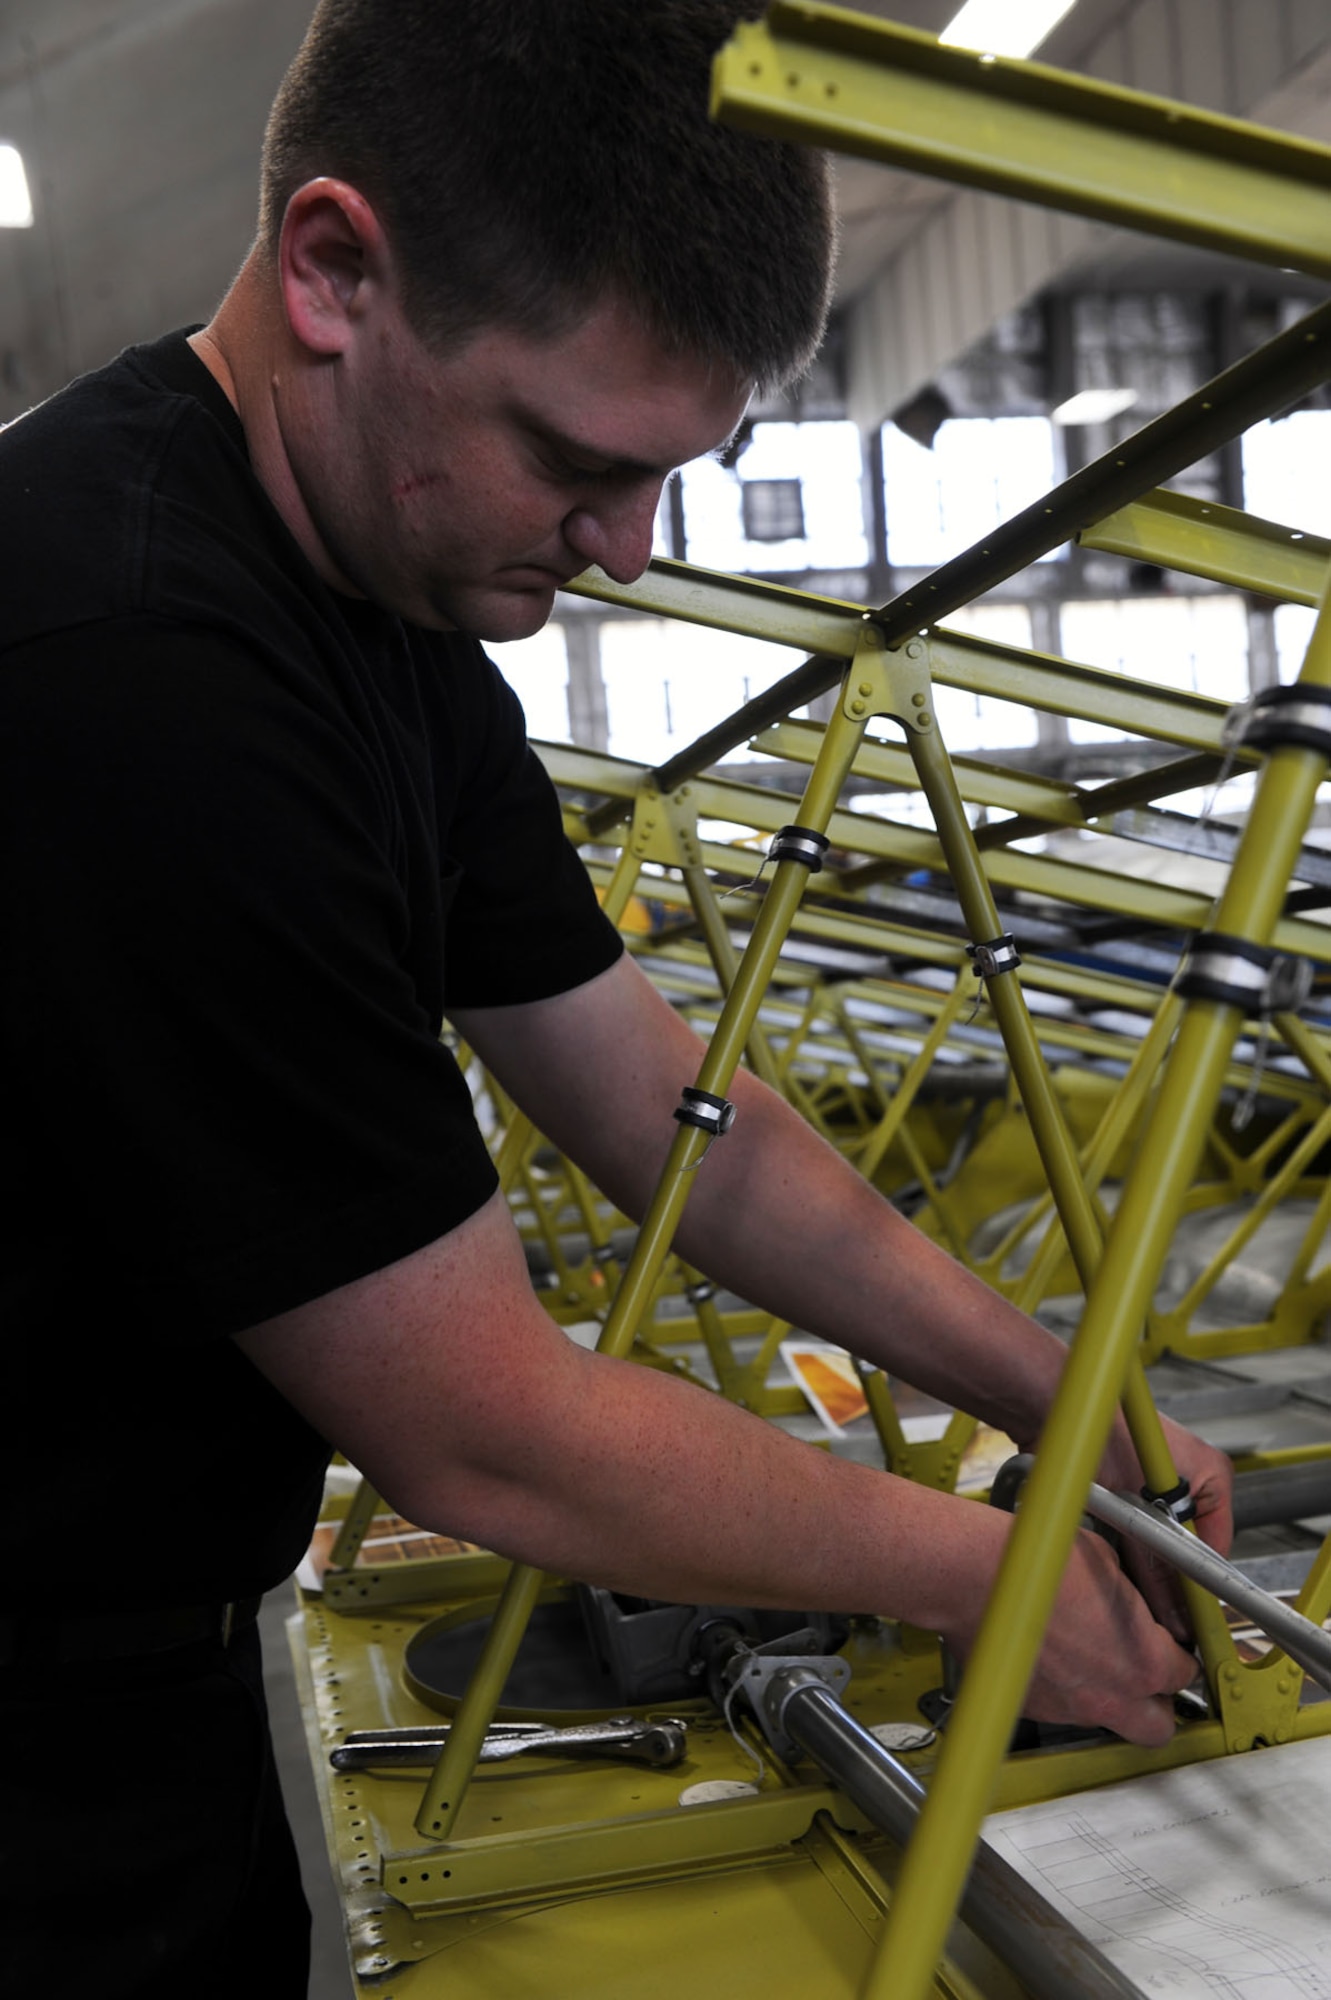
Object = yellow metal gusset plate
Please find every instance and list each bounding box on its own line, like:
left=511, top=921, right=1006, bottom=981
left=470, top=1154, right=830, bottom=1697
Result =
left=711, top=3, right=1331, bottom=279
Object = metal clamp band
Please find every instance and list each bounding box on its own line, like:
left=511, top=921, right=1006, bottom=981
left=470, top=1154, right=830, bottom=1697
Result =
left=1229, top=683, right=1331, bottom=756
left=674, top=1087, right=737, bottom=1139
left=1177, top=933, right=1311, bottom=1015
left=685, top=1279, right=718, bottom=1305
left=1143, top=1477, right=1197, bottom=1526
left=769, top=824, right=830, bottom=872
left=966, top=932, right=1022, bottom=980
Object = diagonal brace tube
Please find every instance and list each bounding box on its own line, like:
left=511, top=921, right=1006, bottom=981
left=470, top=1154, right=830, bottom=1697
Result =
left=411, top=667, right=873, bottom=1842
left=861, top=585, right=1331, bottom=2000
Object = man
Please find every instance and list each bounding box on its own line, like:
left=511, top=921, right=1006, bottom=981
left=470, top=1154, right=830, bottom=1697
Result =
left=1, top=2, right=1230, bottom=1994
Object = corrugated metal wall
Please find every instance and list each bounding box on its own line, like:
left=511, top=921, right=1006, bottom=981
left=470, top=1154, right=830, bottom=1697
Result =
left=845, top=0, right=1331, bottom=429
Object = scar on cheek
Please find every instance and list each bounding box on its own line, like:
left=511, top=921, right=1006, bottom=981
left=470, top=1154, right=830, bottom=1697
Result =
left=391, top=469, right=446, bottom=500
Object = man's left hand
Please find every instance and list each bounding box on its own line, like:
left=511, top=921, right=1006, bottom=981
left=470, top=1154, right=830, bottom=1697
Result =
left=1100, top=1413, right=1234, bottom=1645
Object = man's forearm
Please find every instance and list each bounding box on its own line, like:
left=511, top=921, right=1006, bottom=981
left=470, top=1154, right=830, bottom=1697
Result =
left=638, top=1065, right=1070, bottom=1449
left=440, top=1330, right=1016, bottom=1630
left=239, top=1165, right=1220, bottom=1749
left=458, top=958, right=1094, bottom=1453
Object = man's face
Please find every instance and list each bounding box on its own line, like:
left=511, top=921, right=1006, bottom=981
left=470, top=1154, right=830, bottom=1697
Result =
left=284, top=292, right=753, bottom=639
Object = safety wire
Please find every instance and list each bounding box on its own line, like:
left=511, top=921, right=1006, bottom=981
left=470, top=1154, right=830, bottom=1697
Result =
left=1233, top=1020, right=1273, bottom=1132
left=721, top=1672, right=767, bottom=1787
left=720, top=848, right=774, bottom=903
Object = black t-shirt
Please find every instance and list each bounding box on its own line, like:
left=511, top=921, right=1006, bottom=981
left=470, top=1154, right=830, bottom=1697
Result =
left=0, top=331, right=622, bottom=1606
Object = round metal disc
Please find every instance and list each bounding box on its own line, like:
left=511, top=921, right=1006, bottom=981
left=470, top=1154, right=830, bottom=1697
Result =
left=868, top=1721, right=936, bottom=1752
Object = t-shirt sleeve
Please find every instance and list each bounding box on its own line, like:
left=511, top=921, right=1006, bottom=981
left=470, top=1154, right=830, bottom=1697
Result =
left=3, top=618, right=566, bottom=1336
left=439, top=647, right=623, bottom=1009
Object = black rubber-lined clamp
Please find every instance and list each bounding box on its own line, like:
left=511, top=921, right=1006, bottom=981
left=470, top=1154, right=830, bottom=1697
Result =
left=967, top=932, right=1022, bottom=980
left=1177, top=933, right=1312, bottom=1015
left=1144, top=1477, right=1197, bottom=1525
left=592, top=1242, right=618, bottom=1267
left=674, top=1087, right=737, bottom=1139
left=1227, top=683, right=1331, bottom=756
left=685, top=1279, right=718, bottom=1305
left=769, top=824, right=830, bottom=872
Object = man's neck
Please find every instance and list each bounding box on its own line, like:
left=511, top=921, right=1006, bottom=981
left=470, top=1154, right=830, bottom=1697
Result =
left=187, top=258, right=364, bottom=600
left=186, top=324, right=241, bottom=414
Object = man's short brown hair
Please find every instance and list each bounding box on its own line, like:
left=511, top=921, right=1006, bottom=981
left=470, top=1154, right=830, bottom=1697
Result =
left=259, top=0, right=835, bottom=392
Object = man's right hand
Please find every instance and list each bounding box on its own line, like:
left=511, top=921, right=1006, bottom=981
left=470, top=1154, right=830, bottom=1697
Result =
left=945, top=1523, right=1199, bottom=1749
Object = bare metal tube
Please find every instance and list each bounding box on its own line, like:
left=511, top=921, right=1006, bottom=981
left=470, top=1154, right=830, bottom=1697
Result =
left=1084, top=1484, right=1331, bottom=1690
left=1233, top=1461, right=1331, bottom=1532
left=765, top=1668, right=1139, bottom=2000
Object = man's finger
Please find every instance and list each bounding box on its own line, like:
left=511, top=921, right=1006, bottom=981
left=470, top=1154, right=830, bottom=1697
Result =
left=1120, top=1541, right=1191, bottom=1644
left=1117, top=1691, right=1178, bottom=1750
left=1101, top=1630, right=1198, bottom=1746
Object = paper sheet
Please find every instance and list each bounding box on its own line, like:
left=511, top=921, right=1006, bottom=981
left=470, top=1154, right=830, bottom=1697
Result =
left=780, top=1340, right=869, bottom=1433
left=984, top=1733, right=1331, bottom=1996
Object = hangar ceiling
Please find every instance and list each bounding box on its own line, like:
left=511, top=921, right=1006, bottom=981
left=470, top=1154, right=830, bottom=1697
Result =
left=1, top=0, right=1329, bottom=427
left=0, top=0, right=309, bottom=416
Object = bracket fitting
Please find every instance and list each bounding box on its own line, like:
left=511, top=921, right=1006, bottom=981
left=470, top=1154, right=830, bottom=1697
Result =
left=841, top=623, right=936, bottom=733
left=628, top=782, right=702, bottom=869
left=724, top=1643, right=852, bottom=1764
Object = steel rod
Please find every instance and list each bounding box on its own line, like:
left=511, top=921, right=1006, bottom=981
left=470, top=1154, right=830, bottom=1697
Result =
left=773, top=1674, right=1140, bottom=2000
left=1085, top=1484, right=1331, bottom=1690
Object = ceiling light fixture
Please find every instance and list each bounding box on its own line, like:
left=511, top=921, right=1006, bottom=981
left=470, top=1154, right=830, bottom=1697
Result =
left=0, top=144, right=34, bottom=228
left=1052, top=388, right=1140, bottom=426
left=939, top=0, right=1078, bottom=61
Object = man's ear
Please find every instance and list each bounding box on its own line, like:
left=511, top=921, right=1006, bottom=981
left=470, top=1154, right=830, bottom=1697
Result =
left=278, top=178, right=392, bottom=358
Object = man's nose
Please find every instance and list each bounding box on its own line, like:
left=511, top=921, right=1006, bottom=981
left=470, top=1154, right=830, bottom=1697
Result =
left=564, top=486, right=662, bottom=586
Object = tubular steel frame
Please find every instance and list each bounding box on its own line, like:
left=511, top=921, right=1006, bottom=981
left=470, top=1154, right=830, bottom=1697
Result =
left=706, top=10, right=1331, bottom=1997
left=299, top=13, right=1331, bottom=1996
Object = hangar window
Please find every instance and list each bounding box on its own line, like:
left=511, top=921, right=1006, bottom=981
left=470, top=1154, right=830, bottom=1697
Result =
left=741, top=477, right=806, bottom=543
left=1243, top=412, right=1331, bottom=541
left=882, top=416, right=1059, bottom=568
left=674, top=421, right=867, bottom=574
left=0, top=144, right=32, bottom=228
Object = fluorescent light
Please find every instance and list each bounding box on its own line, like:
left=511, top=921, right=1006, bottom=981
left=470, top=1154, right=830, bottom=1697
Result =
left=939, top=0, right=1078, bottom=60
left=1052, top=387, right=1139, bottom=426
left=0, top=144, right=33, bottom=227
